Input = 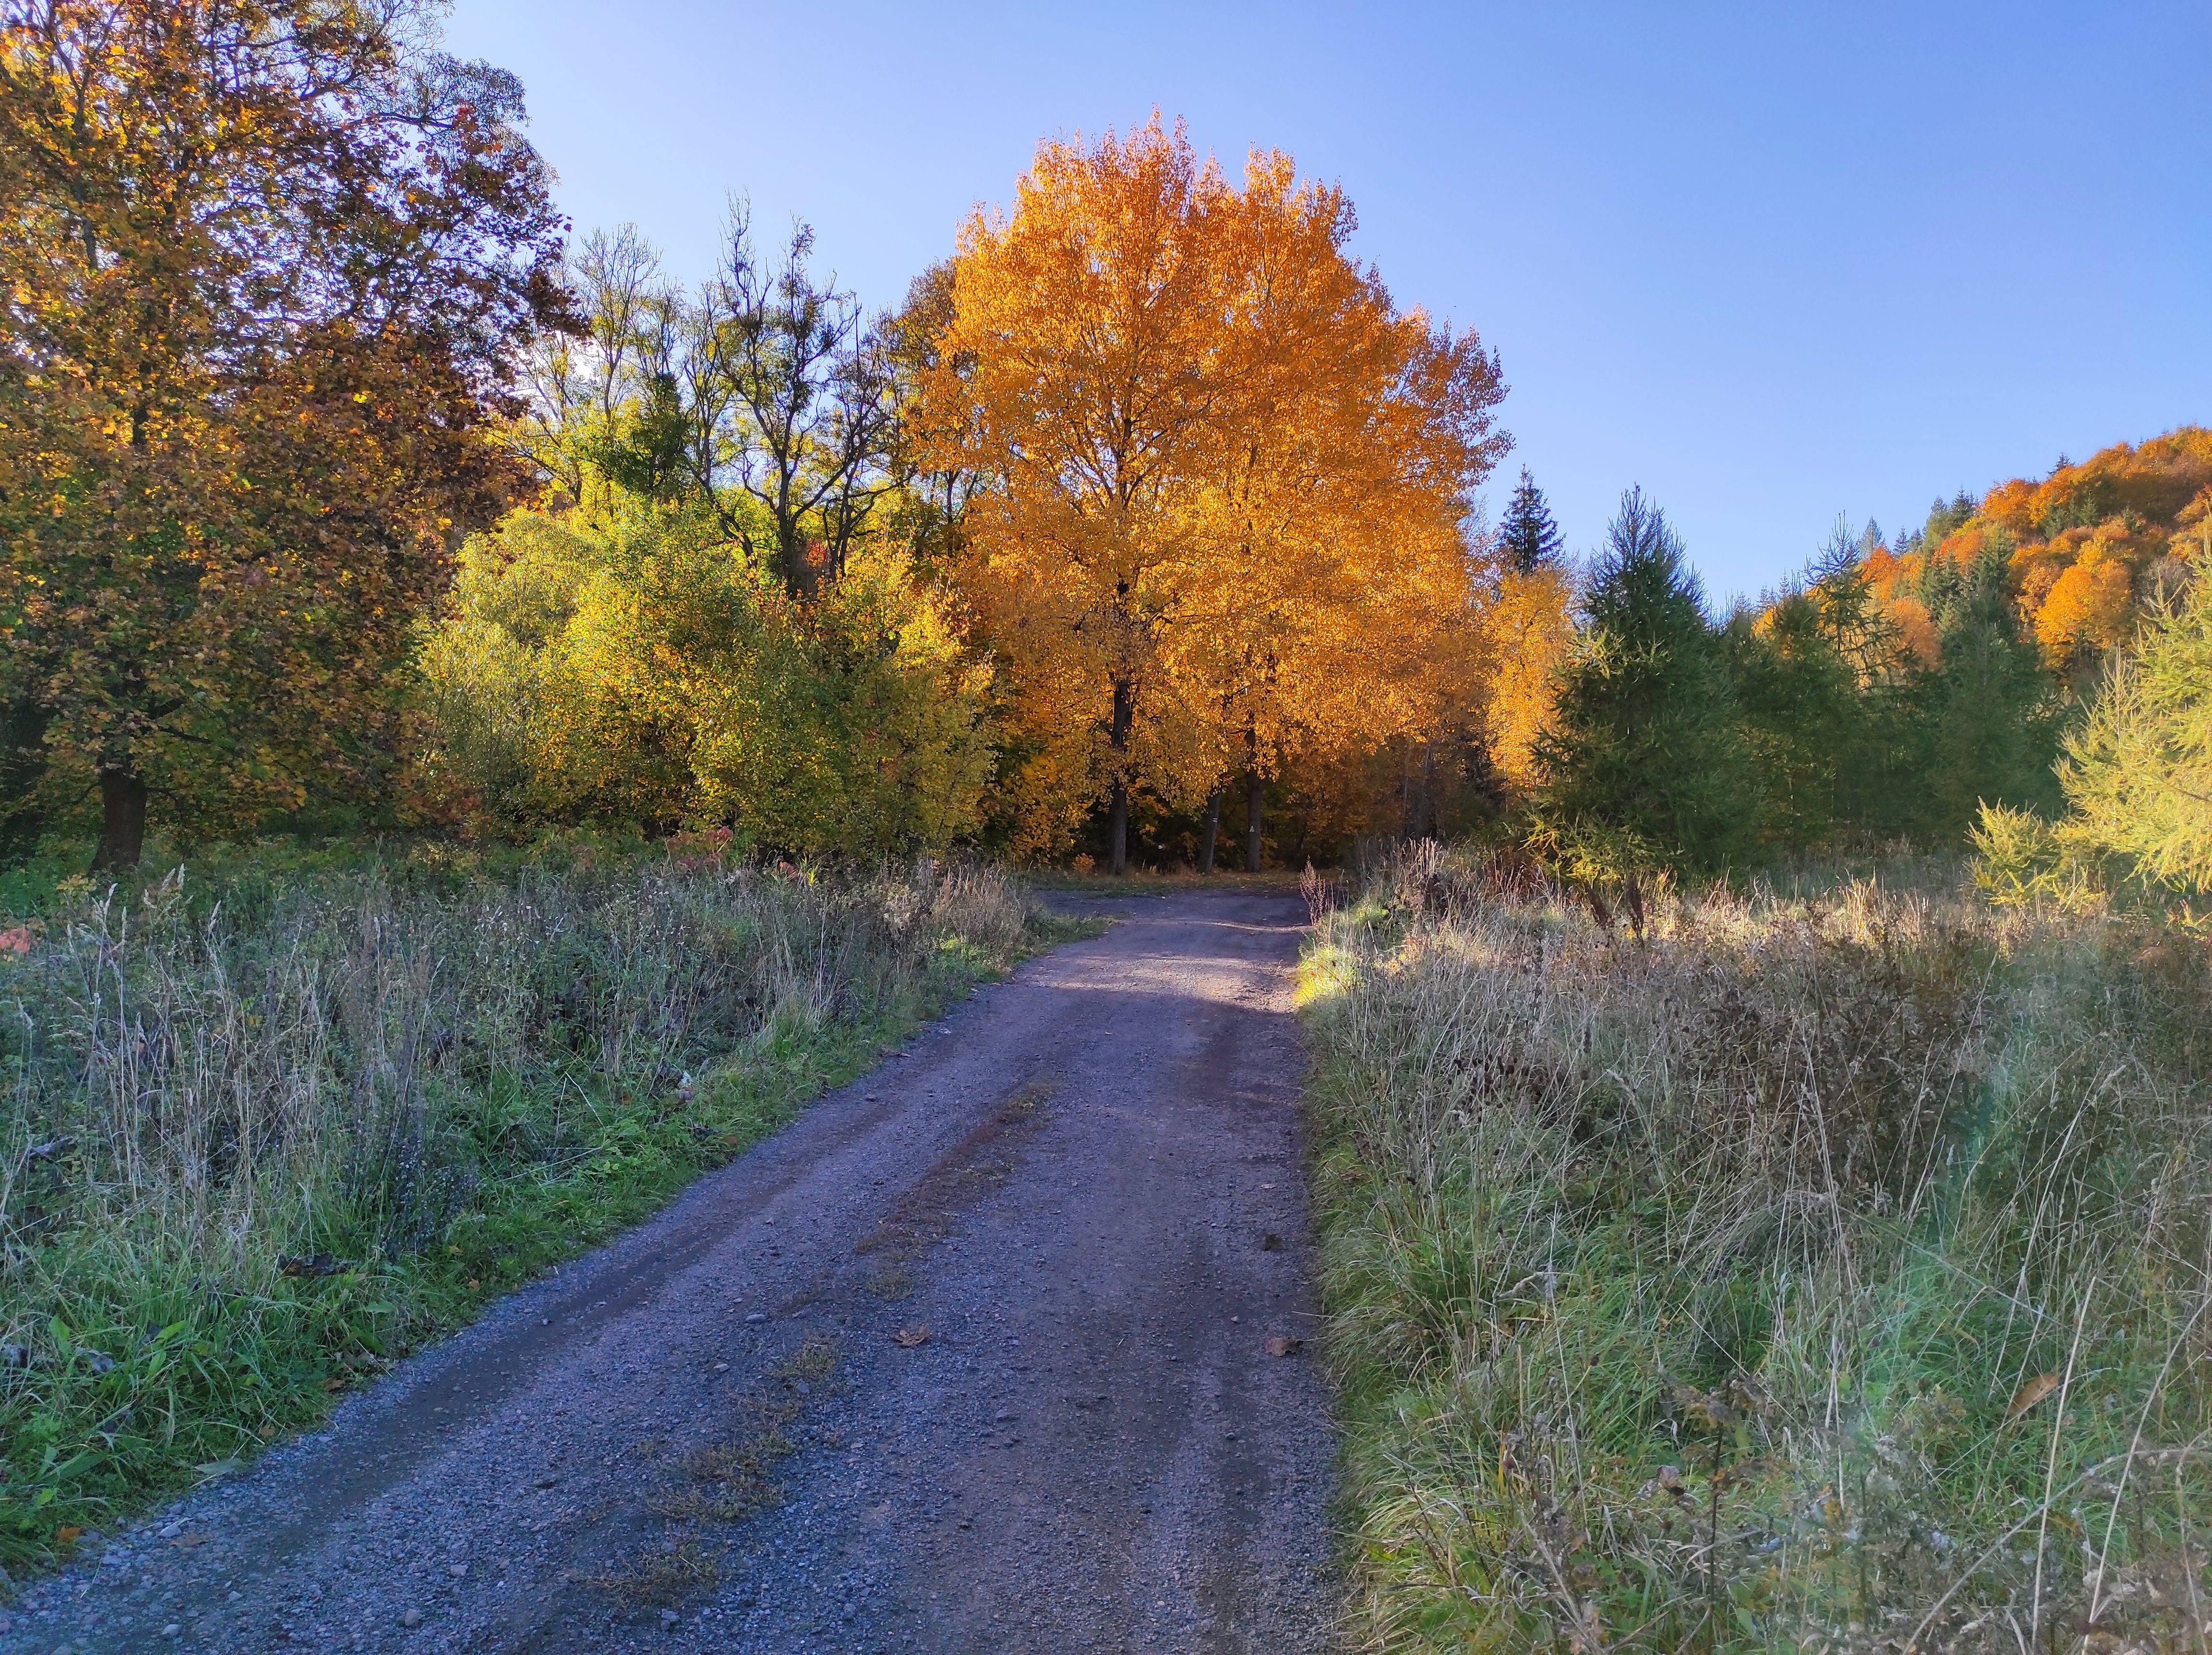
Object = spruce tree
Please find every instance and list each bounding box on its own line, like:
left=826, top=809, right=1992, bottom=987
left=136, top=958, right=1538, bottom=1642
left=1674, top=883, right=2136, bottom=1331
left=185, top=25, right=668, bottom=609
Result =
left=1531, top=490, right=1761, bottom=879
left=1499, top=467, right=1565, bottom=574
left=1910, top=536, right=2062, bottom=837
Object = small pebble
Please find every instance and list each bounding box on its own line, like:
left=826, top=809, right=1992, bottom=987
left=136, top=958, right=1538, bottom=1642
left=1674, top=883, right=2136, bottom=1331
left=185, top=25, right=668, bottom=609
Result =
left=401, top=1605, right=422, bottom=1627
left=448, top=1562, right=468, bottom=1577
left=163, top=1625, right=182, bottom=1639
left=157, top=1521, right=185, bottom=1540
left=660, top=1608, right=680, bottom=1626
left=745, top=1312, right=767, bottom=1324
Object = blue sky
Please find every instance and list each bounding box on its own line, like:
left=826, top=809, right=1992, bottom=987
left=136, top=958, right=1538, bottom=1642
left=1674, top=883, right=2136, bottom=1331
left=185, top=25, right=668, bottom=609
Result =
left=440, top=0, right=2211, bottom=603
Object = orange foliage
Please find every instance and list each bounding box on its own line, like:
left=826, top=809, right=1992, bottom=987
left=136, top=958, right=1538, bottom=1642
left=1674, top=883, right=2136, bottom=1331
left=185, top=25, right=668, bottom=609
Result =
left=917, top=117, right=1507, bottom=862
left=2034, top=552, right=2136, bottom=657
left=1483, top=566, right=1575, bottom=788
left=1871, top=427, right=2212, bottom=672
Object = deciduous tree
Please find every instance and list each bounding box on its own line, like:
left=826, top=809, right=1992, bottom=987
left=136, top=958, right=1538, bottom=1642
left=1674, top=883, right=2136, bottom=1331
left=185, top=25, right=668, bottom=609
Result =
left=0, top=0, right=566, bottom=868
left=918, top=118, right=1505, bottom=871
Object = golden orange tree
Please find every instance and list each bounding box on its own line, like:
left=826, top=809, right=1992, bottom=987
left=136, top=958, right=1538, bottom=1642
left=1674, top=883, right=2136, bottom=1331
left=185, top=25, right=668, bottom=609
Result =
left=918, top=118, right=1506, bottom=870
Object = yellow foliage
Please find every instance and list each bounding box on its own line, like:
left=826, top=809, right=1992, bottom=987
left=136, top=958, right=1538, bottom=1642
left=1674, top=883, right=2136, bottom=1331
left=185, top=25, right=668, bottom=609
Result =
left=916, top=115, right=1507, bottom=862
left=1481, top=566, right=1575, bottom=789
left=416, top=507, right=993, bottom=854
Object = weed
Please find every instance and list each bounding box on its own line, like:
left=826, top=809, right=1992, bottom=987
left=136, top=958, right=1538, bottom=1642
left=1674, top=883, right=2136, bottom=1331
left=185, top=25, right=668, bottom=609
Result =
left=0, top=846, right=1063, bottom=1573
left=1304, top=841, right=2212, bottom=1652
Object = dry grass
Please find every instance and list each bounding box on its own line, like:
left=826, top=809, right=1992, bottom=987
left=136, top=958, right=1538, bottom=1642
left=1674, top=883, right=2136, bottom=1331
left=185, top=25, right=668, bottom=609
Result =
left=0, top=848, right=1055, bottom=1568
left=1302, top=842, right=2212, bottom=1653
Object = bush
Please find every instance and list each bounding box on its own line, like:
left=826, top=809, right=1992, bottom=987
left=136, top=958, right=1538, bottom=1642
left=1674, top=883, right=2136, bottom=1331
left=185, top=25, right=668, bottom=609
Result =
left=416, top=505, right=994, bottom=854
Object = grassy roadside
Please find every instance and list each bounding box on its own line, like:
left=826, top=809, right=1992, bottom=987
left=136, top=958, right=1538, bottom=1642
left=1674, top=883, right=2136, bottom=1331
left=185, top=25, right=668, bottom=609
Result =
left=0, top=845, right=1082, bottom=1578
left=1299, top=844, right=2212, bottom=1652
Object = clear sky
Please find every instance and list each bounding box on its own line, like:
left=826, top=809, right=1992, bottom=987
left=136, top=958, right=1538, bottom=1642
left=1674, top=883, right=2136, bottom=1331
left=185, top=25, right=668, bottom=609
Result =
left=438, top=0, right=2211, bottom=603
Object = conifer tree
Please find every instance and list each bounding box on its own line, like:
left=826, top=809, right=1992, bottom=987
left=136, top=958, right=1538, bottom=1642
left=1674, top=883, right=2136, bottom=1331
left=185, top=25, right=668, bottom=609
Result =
left=1531, top=490, right=1759, bottom=882
left=1911, top=537, right=2062, bottom=835
left=2058, top=570, right=2212, bottom=890
left=1499, top=468, right=1564, bottom=574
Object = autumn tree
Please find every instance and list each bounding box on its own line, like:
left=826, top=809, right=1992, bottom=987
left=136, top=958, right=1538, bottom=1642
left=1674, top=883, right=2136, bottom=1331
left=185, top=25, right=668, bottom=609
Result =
left=0, top=0, right=566, bottom=869
left=917, top=118, right=1506, bottom=872
left=506, top=212, right=900, bottom=603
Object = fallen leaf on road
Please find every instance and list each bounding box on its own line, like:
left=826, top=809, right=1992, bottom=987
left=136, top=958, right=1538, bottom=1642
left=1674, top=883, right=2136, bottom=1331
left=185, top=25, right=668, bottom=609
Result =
left=55, top=1525, right=81, bottom=1544
left=324, top=1377, right=347, bottom=1392
left=171, top=1532, right=211, bottom=1549
left=1261, top=1233, right=1282, bottom=1251
left=1265, top=1336, right=1303, bottom=1358
left=891, top=1325, right=931, bottom=1349
left=2007, top=1372, right=2061, bottom=1420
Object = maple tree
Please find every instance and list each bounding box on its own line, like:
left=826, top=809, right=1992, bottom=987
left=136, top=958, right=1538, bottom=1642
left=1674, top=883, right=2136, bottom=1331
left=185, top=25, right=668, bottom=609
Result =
left=916, top=118, right=1505, bottom=872
left=0, top=0, right=567, bottom=869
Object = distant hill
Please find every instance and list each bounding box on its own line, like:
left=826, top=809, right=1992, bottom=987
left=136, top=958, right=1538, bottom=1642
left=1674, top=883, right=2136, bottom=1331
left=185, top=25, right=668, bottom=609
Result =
left=1862, top=428, right=2212, bottom=670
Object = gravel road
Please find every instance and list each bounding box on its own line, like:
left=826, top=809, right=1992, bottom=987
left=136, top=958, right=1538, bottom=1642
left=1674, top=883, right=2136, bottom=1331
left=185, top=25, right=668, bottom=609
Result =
left=3, top=889, right=1338, bottom=1654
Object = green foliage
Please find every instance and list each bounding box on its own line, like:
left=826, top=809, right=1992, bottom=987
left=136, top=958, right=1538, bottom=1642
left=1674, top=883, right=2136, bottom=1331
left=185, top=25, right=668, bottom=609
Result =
left=1898, top=489, right=1981, bottom=557
left=2057, top=570, right=2212, bottom=891
left=1498, top=467, right=1563, bottom=575
left=1531, top=490, right=1759, bottom=879
left=417, top=504, right=993, bottom=855
left=1911, top=534, right=2064, bottom=836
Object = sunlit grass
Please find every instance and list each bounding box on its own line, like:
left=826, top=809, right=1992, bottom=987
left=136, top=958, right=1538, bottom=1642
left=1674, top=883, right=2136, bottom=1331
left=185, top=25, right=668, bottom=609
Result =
left=0, top=846, right=1068, bottom=1574
left=1304, top=843, right=2212, bottom=1653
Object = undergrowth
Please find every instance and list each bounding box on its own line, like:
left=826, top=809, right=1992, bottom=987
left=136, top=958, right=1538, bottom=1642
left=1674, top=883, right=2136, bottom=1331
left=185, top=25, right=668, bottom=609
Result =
left=1302, top=841, right=2212, bottom=1652
left=0, top=844, right=1067, bottom=1577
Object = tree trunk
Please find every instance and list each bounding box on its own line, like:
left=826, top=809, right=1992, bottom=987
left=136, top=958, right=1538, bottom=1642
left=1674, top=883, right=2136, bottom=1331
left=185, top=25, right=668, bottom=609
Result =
left=1245, top=770, right=1264, bottom=873
left=92, top=764, right=147, bottom=875
left=1198, top=786, right=1223, bottom=874
left=1108, top=674, right=1136, bottom=876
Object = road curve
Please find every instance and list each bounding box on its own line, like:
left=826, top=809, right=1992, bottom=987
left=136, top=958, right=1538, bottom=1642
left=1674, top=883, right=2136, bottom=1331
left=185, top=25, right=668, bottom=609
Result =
left=3, top=889, right=1337, bottom=1654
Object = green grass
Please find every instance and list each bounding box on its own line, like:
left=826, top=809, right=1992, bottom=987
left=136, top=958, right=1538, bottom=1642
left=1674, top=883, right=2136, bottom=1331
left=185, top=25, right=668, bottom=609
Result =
left=0, top=843, right=1078, bottom=1577
left=1301, top=844, right=2212, bottom=1652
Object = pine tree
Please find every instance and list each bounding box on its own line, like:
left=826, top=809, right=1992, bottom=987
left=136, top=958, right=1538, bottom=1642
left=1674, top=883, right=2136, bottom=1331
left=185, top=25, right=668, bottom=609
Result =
left=1499, top=468, right=1565, bottom=574
left=1531, top=490, right=1760, bottom=882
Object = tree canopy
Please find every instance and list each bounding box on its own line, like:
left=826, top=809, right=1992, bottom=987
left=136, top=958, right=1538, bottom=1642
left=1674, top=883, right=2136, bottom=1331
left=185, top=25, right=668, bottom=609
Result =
left=0, top=0, right=566, bottom=868
left=915, top=117, right=1507, bottom=870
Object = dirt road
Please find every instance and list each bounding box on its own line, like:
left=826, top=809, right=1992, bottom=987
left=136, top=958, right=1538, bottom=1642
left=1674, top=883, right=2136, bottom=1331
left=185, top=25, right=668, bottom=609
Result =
left=4, top=890, right=1337, bottom=1654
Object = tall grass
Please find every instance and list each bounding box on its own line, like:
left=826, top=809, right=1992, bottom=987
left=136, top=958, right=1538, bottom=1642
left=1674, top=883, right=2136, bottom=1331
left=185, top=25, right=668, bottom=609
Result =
left=0, top=848, right=1051, bottom=1572
left=1304, top=843, right=2212, bottom=1652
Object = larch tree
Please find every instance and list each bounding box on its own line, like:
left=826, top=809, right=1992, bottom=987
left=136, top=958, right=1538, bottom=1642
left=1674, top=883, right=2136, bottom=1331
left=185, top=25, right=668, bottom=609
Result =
left=2058, top=567, right=2212, bottom=890
left=917, top=117, right=1505, bottom=872
left=0, top=0, right=567, bottom=869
